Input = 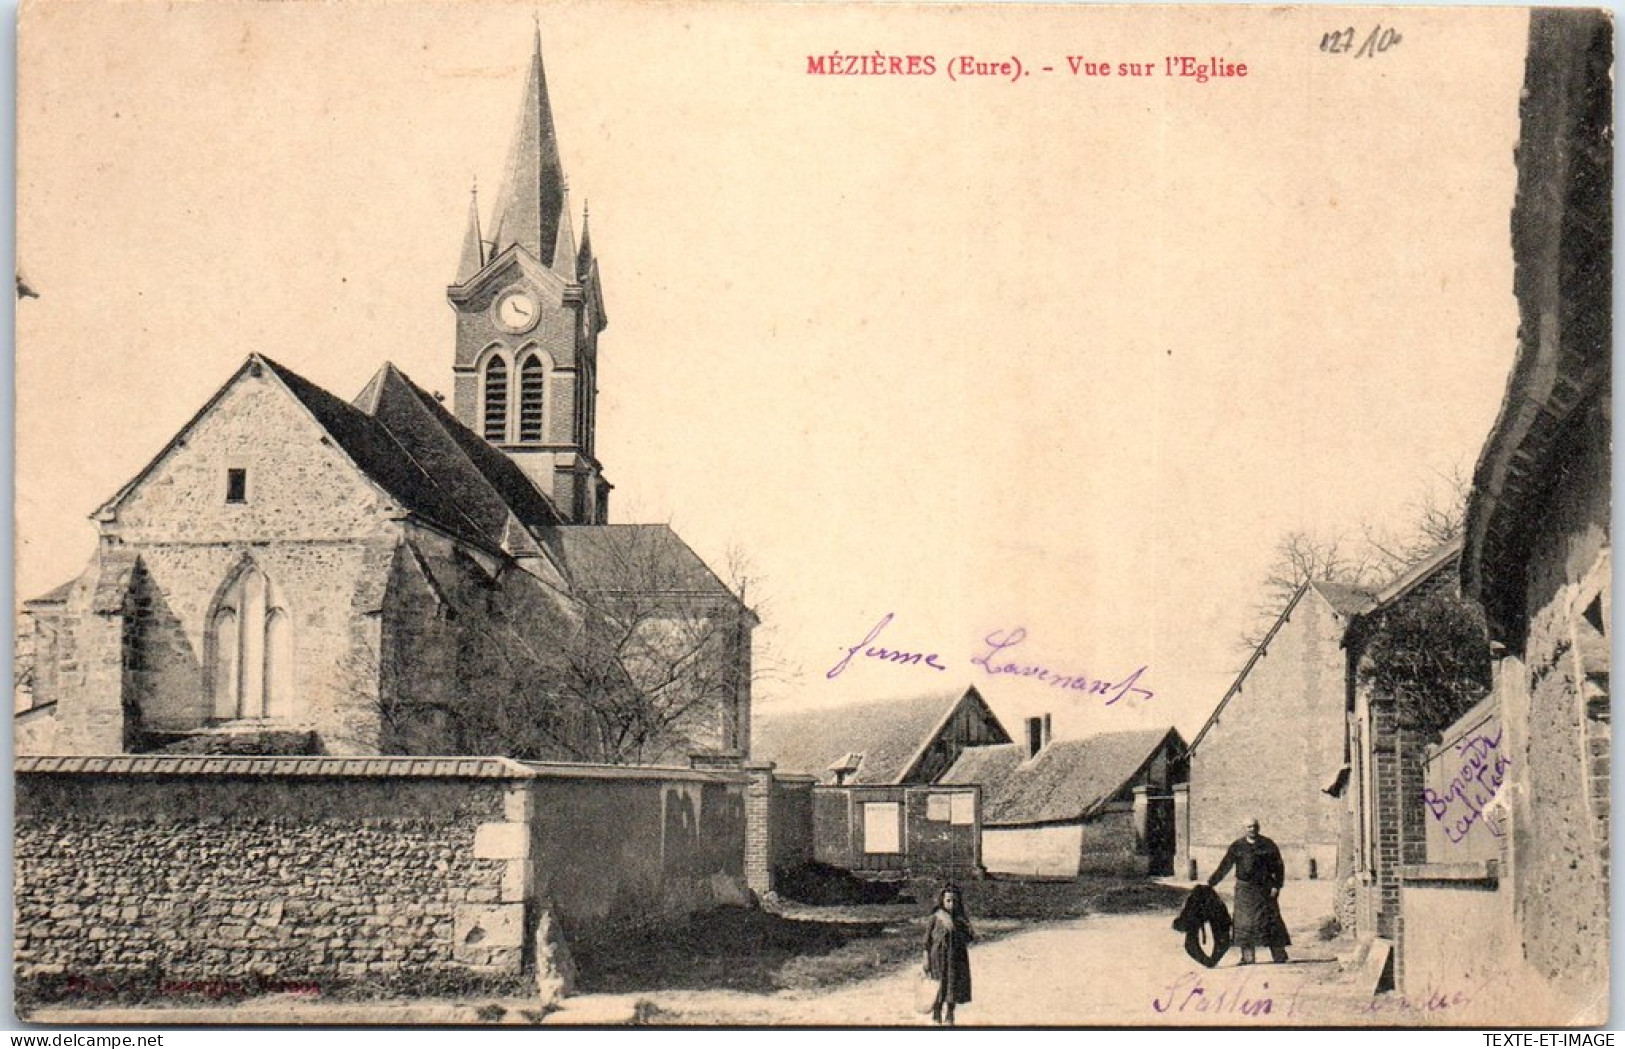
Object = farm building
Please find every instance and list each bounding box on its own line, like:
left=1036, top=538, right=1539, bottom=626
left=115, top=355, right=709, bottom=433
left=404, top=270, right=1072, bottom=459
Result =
left=941, top=721, right=1187, bottom=878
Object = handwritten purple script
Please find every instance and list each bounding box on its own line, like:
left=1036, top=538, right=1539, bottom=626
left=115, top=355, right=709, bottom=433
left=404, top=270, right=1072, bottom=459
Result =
left=1152, top=970, right=1304, bottom=1018
left=972, top=628, right=1154, bottom=704
left=1151, top=970, right=1478, bottom=1019
left=826, top=613, right=948, bottom=679
left=1422, top=728, right=1510, bottom=843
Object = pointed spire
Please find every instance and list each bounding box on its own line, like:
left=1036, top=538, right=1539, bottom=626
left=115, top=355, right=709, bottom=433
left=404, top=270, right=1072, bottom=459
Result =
left=487, top=29, right=567, bottom=265
left=576, top=198, right=594, bottom=278
left=454, top=180, right=485, bottom=284
left=551, top=185, right=578, bottom=278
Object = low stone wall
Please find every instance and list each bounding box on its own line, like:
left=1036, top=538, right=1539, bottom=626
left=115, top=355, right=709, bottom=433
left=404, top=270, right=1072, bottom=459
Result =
left=15, top=756, right=524, bottom=987
left=16, top=755, right=755, bottom=997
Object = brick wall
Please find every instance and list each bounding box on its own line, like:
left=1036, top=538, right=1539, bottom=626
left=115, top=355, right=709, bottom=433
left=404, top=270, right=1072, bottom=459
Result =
left=743, top=765, right=774, bottom=894
left=1189, top=588, right=1348, bottom=879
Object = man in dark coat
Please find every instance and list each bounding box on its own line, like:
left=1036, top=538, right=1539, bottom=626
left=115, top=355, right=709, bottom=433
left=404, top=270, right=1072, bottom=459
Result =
left=1206, top=817, right=1290, bottom=964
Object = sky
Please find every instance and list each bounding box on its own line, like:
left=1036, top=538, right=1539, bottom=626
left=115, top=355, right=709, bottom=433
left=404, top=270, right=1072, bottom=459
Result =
left=15, top=1, right=1531, bottom=742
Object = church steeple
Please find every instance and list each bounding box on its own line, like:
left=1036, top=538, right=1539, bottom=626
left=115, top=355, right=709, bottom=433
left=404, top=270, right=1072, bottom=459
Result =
left=445, top=31, right=611, bottom=527
left=487, top=29, right=567, bottom=267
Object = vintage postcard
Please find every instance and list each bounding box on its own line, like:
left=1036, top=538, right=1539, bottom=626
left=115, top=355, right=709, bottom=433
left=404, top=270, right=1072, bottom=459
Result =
left=11, top=0, right=1613, bottom=1030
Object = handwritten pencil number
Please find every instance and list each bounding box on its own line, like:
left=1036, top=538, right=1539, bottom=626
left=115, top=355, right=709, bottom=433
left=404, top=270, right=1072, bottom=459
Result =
left=1354, top=25, right=1402, bottom=58
left=1321, top=25, right=1401, bottom=58
left=1320, top=28, right=1355, bottom=54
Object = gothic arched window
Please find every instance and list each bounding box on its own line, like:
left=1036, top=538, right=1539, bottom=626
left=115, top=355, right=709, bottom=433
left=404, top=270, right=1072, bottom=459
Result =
left=518, top=353, right=547, bottom=442
left=483, top=355, right=509, bottom=442
left=207, top=563, right=294, bottom=720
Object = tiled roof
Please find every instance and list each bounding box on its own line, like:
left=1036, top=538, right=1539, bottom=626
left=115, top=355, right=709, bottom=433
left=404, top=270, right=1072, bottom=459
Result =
left=752, top=688, right=980, bottom=784
left=940, top=727, right=1182, bottom=826
left=554, top=525, right=735, bottom=597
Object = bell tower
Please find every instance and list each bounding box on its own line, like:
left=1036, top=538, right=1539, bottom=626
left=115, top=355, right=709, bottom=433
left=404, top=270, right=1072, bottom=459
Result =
left=446, top=30, right=610, bottom=524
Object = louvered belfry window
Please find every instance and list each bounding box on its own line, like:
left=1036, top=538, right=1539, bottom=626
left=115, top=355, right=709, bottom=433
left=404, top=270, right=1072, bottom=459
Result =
left=483, top=356, right=509, bottom=441
left=518, top=355, right=546, bottom=442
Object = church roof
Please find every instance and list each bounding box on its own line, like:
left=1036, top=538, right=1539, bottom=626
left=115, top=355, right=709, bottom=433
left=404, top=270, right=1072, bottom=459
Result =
left=554, top=525, right=735, bottom=597
left=752, top=687, right=994, bottom=784
left=940, top=727, right=1182, bottom=826
left=351, top=362, right=564, bottom=537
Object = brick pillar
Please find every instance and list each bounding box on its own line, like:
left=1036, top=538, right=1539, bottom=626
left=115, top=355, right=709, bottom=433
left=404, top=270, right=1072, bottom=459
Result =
left=742, top=763, right=775, bottom=896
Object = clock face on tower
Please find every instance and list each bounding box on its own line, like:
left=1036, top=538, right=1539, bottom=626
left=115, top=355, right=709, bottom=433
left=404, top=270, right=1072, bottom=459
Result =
left=495, top=289, right=539, bottom=333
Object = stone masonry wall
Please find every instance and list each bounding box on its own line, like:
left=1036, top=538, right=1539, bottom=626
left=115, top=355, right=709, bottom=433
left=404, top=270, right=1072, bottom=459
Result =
left=14, top=764, right=522, bottom=986
left=1516, top=405, right=1610, bottom=991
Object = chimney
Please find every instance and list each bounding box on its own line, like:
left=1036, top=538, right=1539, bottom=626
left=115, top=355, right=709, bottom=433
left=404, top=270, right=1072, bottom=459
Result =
left=1026, top=716, right=1043, bottom=759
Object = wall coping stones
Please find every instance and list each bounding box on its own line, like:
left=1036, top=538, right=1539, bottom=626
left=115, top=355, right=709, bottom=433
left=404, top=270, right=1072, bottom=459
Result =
left=18, top=754, right=749, bottom=783
left=1396, top=860, right=1500, bottom=886
left=16, top=755, right=537, bottom=779
left=517, top=760, right=739, bottom=784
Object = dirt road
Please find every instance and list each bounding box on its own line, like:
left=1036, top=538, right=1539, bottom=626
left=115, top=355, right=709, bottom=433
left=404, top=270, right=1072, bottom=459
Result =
left=623, top=881, right=1491, bottom=1027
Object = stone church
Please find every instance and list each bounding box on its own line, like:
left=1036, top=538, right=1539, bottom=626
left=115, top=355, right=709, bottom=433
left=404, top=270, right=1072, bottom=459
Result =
left=16, top=36, right=753, bottom=764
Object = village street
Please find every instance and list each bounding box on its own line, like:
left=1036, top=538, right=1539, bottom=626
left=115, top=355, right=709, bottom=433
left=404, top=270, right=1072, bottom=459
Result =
left=554, top=881, right=1502, bottom=1028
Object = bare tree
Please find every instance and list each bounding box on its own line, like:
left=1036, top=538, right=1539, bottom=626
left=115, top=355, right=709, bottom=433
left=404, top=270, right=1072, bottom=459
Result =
left=1360, top=461, right=1471, bottom=580
left=1237, top=462, right=1473, bottom=653
left=364, top=528, right=761, bottom=765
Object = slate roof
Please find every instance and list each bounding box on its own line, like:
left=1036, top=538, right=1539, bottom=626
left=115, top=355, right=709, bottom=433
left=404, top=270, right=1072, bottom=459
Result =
left=940, top=727, right=1182, bottom=826
left=554, top=525, right=736, bottom=598
left=353, top=363, right=564, bottom=535
left=752, top=688, right=985, bottom=784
